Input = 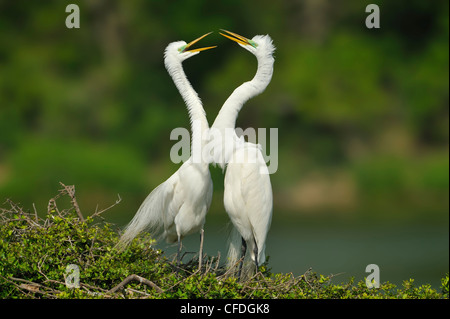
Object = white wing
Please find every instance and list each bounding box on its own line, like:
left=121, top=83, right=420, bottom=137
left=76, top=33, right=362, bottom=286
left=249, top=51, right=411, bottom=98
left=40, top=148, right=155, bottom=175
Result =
left=224, top=144, right=273, bottom=264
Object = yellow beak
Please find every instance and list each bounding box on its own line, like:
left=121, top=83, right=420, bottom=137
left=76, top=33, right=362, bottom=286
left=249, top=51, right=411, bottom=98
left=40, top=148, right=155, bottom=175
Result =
left=180, top=32, right=217, bottom=53
left=219, top=29, right=256, bottom=47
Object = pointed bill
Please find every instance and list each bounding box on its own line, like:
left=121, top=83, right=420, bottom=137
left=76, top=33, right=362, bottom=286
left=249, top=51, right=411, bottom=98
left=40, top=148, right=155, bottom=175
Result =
left=181, top=32, right=217, bottom=53
left=219, top=29, right=251, bottom=46
left=187, top=45, right=217, bottom=53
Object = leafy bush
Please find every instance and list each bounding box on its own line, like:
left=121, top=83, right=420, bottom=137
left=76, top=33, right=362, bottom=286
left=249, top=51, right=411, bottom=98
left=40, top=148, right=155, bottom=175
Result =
left=0, top=186, right=447, bottom=299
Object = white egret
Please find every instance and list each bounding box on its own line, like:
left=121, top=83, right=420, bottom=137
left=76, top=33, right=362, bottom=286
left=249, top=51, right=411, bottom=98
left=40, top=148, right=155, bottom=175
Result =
left=118, top=33, right=215, bottom=268
left=211, top=30, right=275, bottom=278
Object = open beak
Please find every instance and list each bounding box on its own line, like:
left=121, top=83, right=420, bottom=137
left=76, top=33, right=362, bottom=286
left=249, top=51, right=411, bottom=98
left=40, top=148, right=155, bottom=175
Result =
left=180, top=32, right=217, bottom=53
left=219, top=29, right=257, bottom=48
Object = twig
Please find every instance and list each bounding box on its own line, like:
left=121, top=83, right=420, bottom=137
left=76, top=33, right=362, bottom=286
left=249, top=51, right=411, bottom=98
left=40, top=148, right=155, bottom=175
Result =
left=92, top=194, right=122, bottom=218
left=107, top=275, right=162, bottom=294
left=86, top=229, right=98, bottom=266
left=125, top=287, right=151, bottom=297
left=181, top=251, right=195, bottom=263
left=217, top=255, right=245, bottom=280
left=214, top=252, right=221, bottom=272
left=47, top=197, right=60, bottom=217
left=37, top=254, right=50, bottom=281
left=6, top=198, right=20, bottom=214
left=5, top=276, right=62, bottom=298
left=32, top=203, right=39, bottom=223
left=81, top=282, right=108, bottom=292
left=302, top=267, right=315, bottom=290
left=204, top=256, right=214, bottom=274
left=59, top=182, right=84, bottom=222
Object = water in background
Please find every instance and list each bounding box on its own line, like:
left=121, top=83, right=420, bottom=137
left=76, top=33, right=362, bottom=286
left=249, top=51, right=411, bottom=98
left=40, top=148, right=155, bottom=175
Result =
left=154, top=216, right=449, bottom=290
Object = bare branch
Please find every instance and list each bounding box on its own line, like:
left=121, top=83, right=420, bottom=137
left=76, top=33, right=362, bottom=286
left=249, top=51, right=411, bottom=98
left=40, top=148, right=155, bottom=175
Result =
left=107, top=275, right=162, bottom=294
left=59, top=182, right=84, bottom=222
left=92, top=194, right=122, bottom=218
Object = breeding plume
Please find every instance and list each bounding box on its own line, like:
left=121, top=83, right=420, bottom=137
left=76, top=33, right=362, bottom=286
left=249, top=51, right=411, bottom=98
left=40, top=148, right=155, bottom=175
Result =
left=211, top=30, right=275, bottom=278
left=118, top=33, right=215, bottom=267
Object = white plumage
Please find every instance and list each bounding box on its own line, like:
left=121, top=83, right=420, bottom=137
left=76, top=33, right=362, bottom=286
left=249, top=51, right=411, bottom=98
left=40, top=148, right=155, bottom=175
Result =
left=211, top=31, right=276, bottom=277
left=118, top=36, right=215, bottom=266
left=118, top=31, right=276, bottom=278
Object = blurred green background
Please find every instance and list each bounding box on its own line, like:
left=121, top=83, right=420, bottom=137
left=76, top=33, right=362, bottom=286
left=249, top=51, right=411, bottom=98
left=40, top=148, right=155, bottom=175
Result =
left=0, top=1, right=448, bottom=287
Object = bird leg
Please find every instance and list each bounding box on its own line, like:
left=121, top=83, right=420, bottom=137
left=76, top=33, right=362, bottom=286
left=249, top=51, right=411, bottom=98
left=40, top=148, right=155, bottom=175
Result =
left=176, top=235, right=182, bottom=265
left=253, top=238, right=259, bottom=273
left=238, top=237, right=247, bottom=279
left=198, top=228, right=204, bottom=271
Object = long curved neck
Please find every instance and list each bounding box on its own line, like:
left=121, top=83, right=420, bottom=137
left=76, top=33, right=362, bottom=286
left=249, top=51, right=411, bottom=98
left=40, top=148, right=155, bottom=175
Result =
left=165, top=57, right=209, bottom=157
left=212, top=53, right=274, bottom=131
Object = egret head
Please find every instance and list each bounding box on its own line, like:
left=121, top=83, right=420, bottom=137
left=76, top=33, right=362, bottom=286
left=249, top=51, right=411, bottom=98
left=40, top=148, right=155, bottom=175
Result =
left=164, top=32, right=217, bottom=64
left=220, top=30, right=275, bottom=59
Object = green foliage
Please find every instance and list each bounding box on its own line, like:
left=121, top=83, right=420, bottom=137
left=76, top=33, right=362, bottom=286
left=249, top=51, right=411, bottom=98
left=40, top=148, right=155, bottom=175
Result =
left=0, top=2, right=446, bottom=301
left=0, top=196, right=166, bottom=298
left=1, top=139, right=148, bottom=215
left=441, top=273, right=450, bottom=298
left=0, top=195, right=447, bottom=299
left=0, top=1, right=448, bottom=224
